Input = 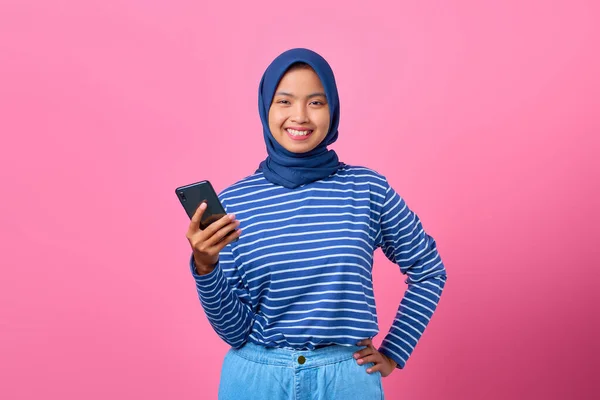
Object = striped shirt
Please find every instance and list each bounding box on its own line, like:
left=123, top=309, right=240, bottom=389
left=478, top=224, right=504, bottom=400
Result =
left=189, top=165, right=447, bottom=368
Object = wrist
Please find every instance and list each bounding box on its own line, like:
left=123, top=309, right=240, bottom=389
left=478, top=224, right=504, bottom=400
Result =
left=193, top=258, right=217, bottom=275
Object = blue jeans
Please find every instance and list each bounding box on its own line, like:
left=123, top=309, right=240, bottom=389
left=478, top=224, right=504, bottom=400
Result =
left=218, top=342, right=384, bottom=400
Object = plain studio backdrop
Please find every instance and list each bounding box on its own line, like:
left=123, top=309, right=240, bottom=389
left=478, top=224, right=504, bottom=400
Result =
left=1, top=1, right=598, bottom=399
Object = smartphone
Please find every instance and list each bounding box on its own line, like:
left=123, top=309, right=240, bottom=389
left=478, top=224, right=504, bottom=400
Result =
left=175, top=180, right=238, bottom=241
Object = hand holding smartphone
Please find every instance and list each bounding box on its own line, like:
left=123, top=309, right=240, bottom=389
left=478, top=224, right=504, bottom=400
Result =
left=177, top=180, right=241, bottom=274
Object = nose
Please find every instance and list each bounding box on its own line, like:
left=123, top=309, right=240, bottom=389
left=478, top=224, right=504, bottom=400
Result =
left=291, top=104, right=309, bottom=124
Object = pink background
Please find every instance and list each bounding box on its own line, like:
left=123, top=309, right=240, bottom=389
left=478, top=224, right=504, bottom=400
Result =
left=1, top=0, right=598, bottom=399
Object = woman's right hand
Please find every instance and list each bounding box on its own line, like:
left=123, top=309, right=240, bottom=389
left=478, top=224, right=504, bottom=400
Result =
left=186, top=202, right=242, bottom=275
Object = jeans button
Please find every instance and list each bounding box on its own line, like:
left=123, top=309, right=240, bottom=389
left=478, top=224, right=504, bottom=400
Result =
left=298, top=356, right=306, bottom=365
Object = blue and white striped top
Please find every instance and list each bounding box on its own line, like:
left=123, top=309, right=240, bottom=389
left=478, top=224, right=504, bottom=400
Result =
left=189, top=165, right=447, bottom=368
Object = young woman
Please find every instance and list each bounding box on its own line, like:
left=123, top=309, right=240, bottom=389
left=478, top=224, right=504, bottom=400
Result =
left=185, top=48, right=447, bottom=399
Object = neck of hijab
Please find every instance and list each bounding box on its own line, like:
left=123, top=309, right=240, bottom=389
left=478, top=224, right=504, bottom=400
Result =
left=256, top=48, right=344, bottom=189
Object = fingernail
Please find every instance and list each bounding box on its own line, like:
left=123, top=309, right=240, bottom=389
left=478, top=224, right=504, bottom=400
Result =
left=200, top=202, right=207, bottom=209
left=229, top=214, right=236, bottom=220
left=358, top=359, right=363, bottom=364
left=367, top=369, right=372, bottom=373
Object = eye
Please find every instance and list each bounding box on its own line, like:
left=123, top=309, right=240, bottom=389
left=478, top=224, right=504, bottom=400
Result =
left=276, top=99, right=291, bottom=105
left=310, top=100, right=325, bottom=106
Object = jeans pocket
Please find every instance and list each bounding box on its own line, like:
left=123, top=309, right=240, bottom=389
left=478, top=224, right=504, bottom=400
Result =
left=329, top=359, right=383, bottom=400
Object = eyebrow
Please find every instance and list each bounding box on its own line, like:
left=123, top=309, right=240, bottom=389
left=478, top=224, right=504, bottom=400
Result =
left=275, top=91, right=327, bottom=99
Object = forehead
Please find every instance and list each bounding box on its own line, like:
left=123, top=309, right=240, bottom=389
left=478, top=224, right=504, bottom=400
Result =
left=276, top=67, right=324, bottom=91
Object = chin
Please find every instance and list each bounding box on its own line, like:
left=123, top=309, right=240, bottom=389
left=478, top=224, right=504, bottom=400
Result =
left=281, top=144, right=308, bottom=153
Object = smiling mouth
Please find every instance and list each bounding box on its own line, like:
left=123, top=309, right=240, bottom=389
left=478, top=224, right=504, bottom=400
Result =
left=286, top=128, right=313, bottom=137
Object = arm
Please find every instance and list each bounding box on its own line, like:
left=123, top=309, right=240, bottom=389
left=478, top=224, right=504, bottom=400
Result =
left=189, top=245, right=254, bottom=348
left=376, top=179, right=447, bottom=369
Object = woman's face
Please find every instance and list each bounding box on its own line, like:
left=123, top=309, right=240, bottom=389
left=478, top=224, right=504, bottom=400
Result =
left=268, top=67, right=330, bottom=154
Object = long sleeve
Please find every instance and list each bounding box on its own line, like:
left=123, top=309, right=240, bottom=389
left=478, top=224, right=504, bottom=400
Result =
left=189, top=244, right=255, bottom=348
left=375, top=178, right=447, bottom=369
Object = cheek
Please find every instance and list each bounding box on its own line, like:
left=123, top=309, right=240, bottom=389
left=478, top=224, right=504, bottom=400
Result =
left=315, top=112, right=331, bottom=135
left=268, top=108, right=286, bottom=130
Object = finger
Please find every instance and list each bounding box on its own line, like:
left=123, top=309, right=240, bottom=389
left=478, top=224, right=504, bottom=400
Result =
left=202, top=213, right=236, bottom=237
left=356, top=338, right=373, bottom=347
left=188, top=201, right=207, bottom=233
left=214, top=228, right=243, bottom=252
left=366, top=363, right=382, bottom=374
left=353, top=347, right=374, bottom=360
left=357, top=354, right=381, bottom=366
left=205, top=220, right=241, bottom=247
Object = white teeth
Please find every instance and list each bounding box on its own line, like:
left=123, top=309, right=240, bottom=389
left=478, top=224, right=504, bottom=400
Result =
left=287, top=128, right=312, bottom=136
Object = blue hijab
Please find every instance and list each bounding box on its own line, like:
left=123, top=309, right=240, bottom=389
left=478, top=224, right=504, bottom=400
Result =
left=256, top=48, right=344, bottom=188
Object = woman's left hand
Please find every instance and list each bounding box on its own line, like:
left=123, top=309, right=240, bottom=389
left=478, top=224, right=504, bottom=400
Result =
left=354, top=339, right=397, bottom=377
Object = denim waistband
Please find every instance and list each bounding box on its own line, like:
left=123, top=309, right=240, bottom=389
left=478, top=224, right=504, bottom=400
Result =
left=231, top=342, right=363, bottom=369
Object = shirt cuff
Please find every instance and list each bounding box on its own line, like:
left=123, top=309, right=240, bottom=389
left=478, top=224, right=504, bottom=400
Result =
left=189, top=254, right=220, bottom=283
left=378, top=346, right=406, bottom=369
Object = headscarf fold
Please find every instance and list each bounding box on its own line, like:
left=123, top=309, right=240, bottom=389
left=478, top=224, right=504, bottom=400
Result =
left=256, top=48, right=344, bottom=188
